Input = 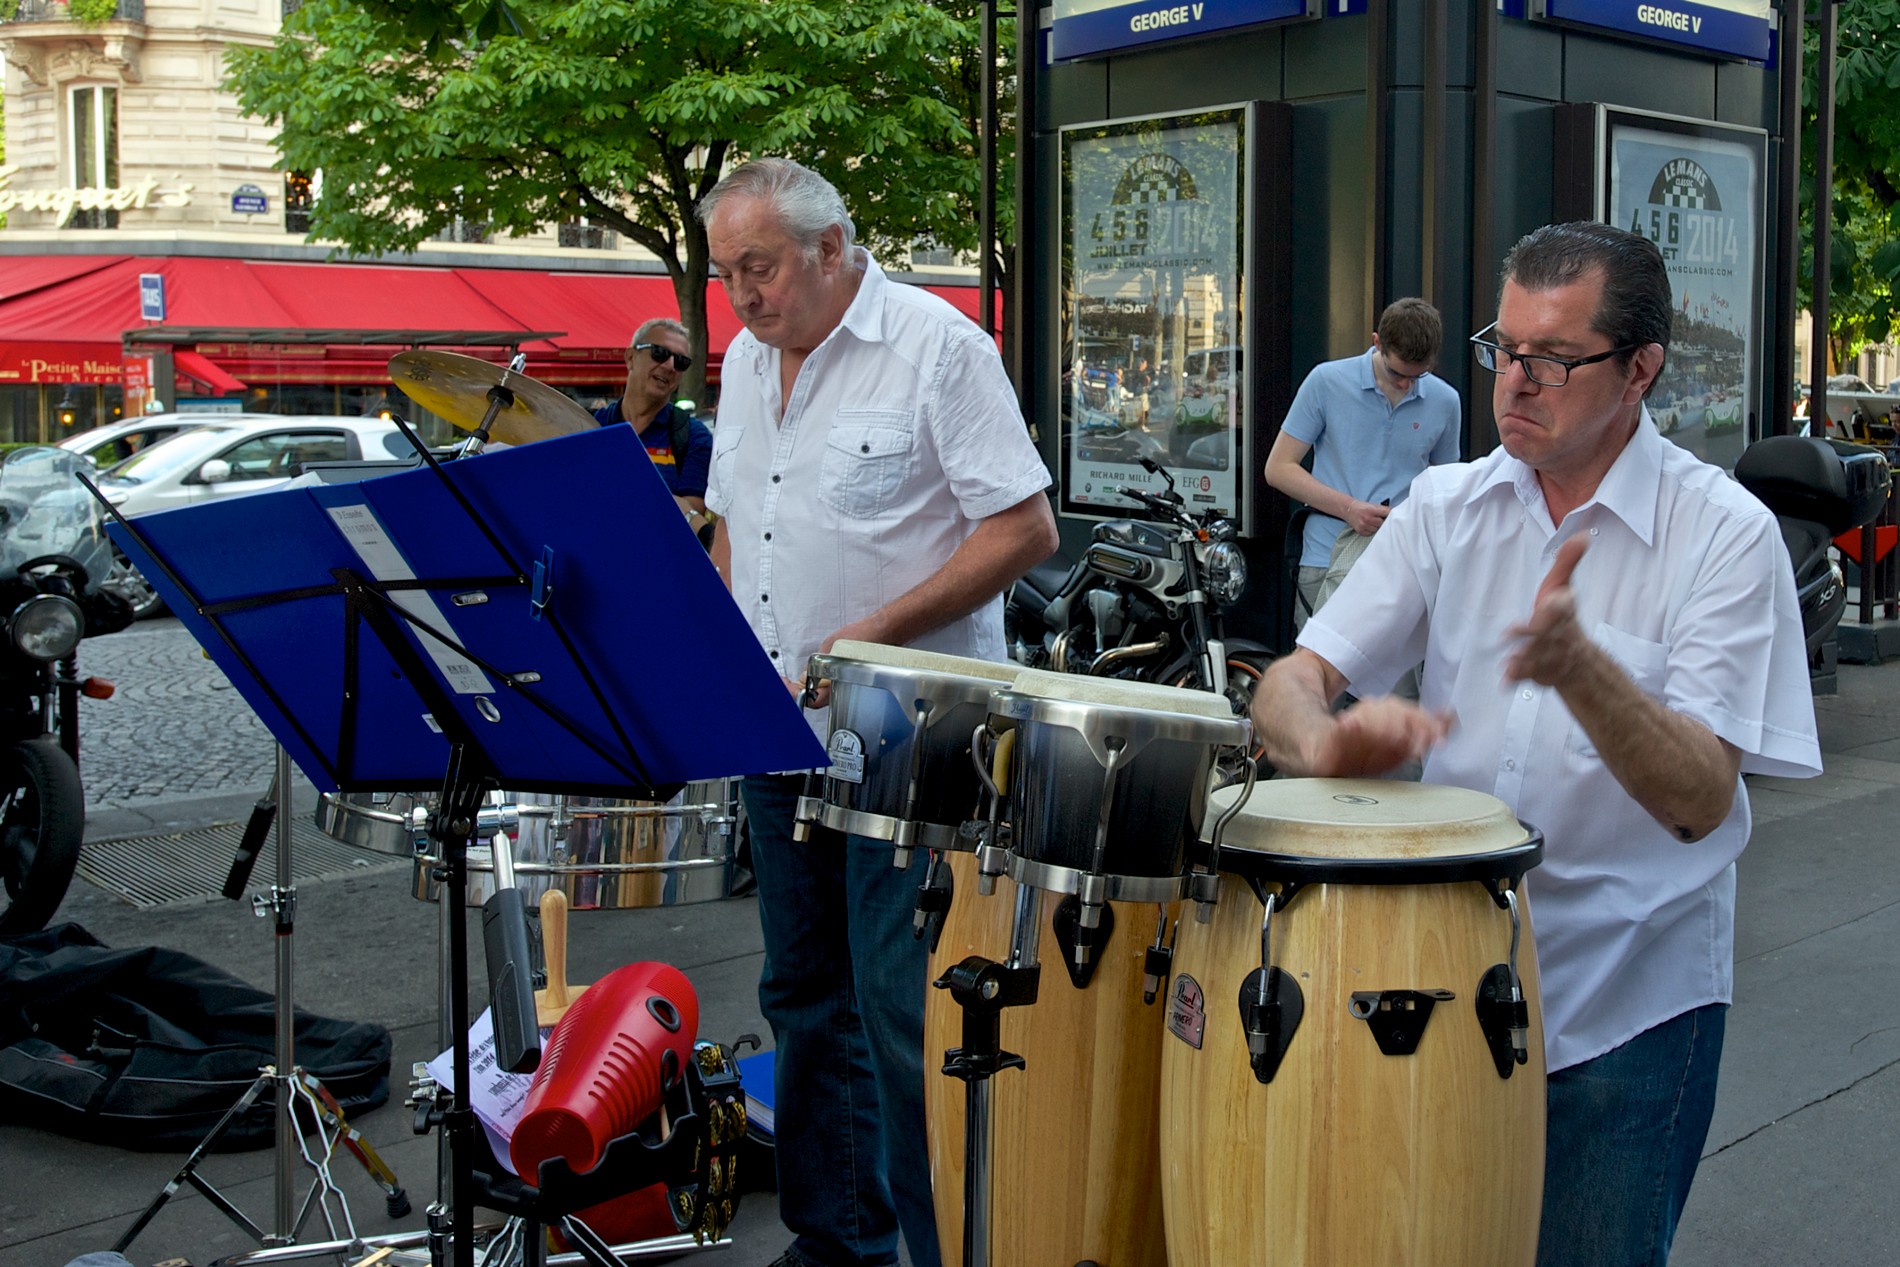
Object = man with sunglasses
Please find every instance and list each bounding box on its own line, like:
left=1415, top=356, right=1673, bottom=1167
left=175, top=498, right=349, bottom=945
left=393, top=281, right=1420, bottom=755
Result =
left=1265, top=296, right=1462, bottom=628
left=1251, top=221, right=1819, bottom=1267
left=594, top=318, right=714, bottom=532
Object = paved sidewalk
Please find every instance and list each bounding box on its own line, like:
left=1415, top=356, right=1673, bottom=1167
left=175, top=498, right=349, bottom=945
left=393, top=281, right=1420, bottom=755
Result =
left=0, top=620, right=1896, bottom=1266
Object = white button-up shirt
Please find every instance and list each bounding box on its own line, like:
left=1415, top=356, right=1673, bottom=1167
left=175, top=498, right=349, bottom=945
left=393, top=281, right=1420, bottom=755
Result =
left=1300, top=413, right=1822, bottom=1072
left=706, top=251, right=1051, bottom=738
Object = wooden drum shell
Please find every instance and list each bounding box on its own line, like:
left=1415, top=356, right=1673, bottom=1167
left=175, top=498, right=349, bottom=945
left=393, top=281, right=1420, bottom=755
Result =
left=925, top=851, right=1169, bottom=1267
left=1160, top=782, right=1547, bottom=1267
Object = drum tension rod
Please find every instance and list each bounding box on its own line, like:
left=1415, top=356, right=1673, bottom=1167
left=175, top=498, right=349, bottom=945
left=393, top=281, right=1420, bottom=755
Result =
left=912, top=850, right=954, bottom=952
left=1476, top=886, right=1532, bottom=1079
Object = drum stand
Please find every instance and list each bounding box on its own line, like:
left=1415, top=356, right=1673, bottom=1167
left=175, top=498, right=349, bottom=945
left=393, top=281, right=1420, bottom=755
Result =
left=934, top=880, right=1044, bottom=1267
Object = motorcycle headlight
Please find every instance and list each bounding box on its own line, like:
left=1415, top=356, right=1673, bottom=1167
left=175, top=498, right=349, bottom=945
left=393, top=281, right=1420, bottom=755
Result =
left=1203, top=540, right=1248, bottom=606
left=11, top=594, right=85, bottom=662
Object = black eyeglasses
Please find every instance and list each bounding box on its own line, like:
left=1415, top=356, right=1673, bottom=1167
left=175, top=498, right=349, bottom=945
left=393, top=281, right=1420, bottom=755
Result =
left=633, top=342, right=692, bottom=373
left=1469, top=323, right=1638, bottom=388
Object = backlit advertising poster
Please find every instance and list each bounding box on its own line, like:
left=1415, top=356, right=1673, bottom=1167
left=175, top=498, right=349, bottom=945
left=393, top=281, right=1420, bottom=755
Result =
left=1060, top=106, right=1248, bottom=522
left=1604, top=108, right=1766, bottom=468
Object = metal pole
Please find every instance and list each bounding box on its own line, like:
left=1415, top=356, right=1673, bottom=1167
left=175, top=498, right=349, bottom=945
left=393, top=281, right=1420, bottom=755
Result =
left=979, top=0, right=998, bottom=340
left=271, top=744, right=296, bottom=1242
left=1468, top=0, right=1499, bottom=453
left=1810, top=0, right=1838, bottom=430
left=1772, top=0, right=1805, bottom=438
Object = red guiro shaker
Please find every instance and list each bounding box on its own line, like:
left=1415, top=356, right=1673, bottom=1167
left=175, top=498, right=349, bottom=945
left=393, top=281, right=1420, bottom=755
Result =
left=511, top=960, right=700, bottom=1182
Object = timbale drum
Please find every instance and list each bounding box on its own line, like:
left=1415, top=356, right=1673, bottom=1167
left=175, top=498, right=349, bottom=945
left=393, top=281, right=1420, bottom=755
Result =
left=1160, top=778, right=1546, bottom=1267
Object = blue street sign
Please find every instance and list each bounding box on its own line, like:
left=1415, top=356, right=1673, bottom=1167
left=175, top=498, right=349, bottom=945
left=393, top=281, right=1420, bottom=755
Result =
left=231, top=183, right=269, bottom=215
left=138, top=273, right=165, bottom=323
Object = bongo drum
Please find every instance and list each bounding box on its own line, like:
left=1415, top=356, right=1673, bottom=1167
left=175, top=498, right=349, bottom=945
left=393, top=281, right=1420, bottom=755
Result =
left=799, top=640, right=1020, bottom=858
left=1159, top=779, right=1546, bottom=1267
left=925, top=675, right=1246, bottom=1267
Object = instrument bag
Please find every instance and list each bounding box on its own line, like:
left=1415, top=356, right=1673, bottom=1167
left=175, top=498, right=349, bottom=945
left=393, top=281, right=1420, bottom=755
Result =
left=0, top=922, right=392, bottom=1150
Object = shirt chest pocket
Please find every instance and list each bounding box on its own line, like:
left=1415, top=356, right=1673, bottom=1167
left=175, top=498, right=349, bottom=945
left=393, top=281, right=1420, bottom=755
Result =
left=1569, top=622, right=1669, bottom=759
left=820, top=411, right=915, bottom=519
left=710, top=422, right=747, bottom=500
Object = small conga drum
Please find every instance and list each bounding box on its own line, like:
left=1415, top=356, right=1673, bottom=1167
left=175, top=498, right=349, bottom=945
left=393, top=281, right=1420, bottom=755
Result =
left=1160, top=779, right=1546, bottom=1267
left=927, top=675, right=1248, bottom=1267
left=801, top=640, right=1020, bottom=856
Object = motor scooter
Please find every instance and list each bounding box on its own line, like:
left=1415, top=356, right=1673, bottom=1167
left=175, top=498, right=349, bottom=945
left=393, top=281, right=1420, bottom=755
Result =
left=0, top=447, right=126, bottom=934
left=1734, top=434, right=1892, bottom=694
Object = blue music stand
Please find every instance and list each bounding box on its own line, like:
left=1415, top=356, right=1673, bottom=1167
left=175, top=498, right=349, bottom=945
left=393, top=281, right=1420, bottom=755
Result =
left=88, top=425, right=823, bottom=1267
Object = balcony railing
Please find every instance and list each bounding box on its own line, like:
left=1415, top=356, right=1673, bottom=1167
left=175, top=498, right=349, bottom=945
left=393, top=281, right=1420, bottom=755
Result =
left=1, top=0, right=145, bottom=23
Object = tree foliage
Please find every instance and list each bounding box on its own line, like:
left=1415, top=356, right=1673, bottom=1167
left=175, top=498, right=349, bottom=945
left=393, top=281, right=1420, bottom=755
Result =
left=1799, top=0, right=1900, bottom=368
left=226, top=0, right=1012, bottom=403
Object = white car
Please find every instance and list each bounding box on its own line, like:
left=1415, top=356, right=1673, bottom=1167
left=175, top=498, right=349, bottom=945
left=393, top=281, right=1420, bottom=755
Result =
left=94, top=415, right=423, bottom=616
left=56, top=416, right=204, bottom=469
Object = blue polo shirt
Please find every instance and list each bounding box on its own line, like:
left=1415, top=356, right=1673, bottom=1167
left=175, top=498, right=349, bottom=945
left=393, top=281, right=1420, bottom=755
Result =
left=594, top=400, right=715, bottom=498
left=1282, top=346, right=1462, bottom=567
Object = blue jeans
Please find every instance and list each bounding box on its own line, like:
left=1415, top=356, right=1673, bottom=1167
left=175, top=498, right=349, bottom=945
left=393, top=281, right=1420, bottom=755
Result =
left=1537, top=1004, right=1728, bottom=1267
left=742, top=775, right=942, bottom=1267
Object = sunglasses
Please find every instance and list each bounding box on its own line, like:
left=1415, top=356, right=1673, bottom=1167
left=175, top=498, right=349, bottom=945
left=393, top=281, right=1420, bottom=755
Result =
left=633, top=342, right=692, bottom=373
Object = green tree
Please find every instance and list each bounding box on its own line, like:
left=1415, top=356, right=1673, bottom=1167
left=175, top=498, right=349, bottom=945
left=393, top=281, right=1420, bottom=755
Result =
left=1798, top=0, right=1900, bottom=371
left=227, top=0, right=1008, bottom=405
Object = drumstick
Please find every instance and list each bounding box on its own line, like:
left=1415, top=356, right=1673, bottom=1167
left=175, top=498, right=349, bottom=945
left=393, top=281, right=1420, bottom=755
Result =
left=534, top=889, right=589, bottom=1028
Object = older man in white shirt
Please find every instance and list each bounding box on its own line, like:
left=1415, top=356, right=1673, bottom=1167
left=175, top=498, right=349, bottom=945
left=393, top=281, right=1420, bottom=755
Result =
left=700, top=158, right=1056, bottom=1267
left=1252, top=221, right=1820, bottom=1267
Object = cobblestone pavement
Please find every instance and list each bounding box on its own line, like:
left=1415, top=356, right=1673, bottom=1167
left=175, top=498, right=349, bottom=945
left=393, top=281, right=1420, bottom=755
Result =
left=75, top=617, right=283, bottom=808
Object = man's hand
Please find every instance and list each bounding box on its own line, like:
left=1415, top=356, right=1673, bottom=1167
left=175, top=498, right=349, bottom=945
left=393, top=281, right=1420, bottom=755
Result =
left=1505, top=536, right=1591, bottom=686
left=1307, top=695, right=1452, bottom=777
left=798, top=619, right=892, bottom=710
left=1343, top=499, right=1391, bottom=537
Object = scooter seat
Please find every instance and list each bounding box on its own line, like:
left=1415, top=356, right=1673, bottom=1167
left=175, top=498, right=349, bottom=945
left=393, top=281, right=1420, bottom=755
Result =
left=1017, top=552, right=1080, bottom=609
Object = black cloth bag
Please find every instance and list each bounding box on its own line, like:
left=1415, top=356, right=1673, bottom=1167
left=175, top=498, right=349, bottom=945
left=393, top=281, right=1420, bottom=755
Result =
left=0, top=922, right=392, bottom=1150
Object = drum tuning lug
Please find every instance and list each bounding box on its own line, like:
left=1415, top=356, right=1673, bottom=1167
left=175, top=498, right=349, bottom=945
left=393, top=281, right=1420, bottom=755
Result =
left=913, top=874, right=953, bottom=951
left=1476, top=964, right=1532, bottom=1079
left=1237, top=965, right=1303, bottom=1084
left=1142, top=942, right=1173, bottom=1005
left=1051, top=893, right=1113, bottom=989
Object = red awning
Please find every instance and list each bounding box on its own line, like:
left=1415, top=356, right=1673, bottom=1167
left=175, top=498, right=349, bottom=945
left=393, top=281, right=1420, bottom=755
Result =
left=0, top=254, right=988, bottom=388
left=173, top=348, right=247, bottom=395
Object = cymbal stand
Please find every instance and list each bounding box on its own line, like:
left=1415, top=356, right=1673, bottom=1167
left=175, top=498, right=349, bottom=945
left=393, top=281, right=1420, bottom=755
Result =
left=934, top=880, right=1042, bottom=1267
left=459, top=354, right=528, bottom=457
left=116, top=745, right=401, bottom=1257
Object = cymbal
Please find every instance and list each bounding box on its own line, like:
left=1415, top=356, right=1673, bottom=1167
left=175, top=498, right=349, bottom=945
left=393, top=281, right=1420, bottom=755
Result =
left=388, top=350, right=596, bottom=447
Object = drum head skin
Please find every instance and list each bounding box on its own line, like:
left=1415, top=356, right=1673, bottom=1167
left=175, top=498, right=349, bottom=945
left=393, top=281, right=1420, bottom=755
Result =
left=1010, top=667, right=1241, bottom=719
left=1205, top=778, right=1542, bottom=885
left=825, top=639, right=1021, bottom=683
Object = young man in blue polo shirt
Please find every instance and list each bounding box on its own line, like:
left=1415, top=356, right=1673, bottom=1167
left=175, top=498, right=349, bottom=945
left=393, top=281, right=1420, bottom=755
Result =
left=1265, top=297, right=1463, bottom=626
left=594, top=317, right=716, bottom=537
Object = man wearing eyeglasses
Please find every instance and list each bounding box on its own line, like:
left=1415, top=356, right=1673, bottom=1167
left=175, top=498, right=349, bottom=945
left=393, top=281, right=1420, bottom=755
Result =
left=1265, top=297, right=1462, bottom=629
left=594, top=317, right=714, bottom=533
left=1252, top=221, right=1819, bottom=1267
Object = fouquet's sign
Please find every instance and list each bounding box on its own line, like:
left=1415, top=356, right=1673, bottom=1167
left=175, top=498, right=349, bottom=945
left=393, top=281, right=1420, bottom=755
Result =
left=0, top=164, right=195, bottom=222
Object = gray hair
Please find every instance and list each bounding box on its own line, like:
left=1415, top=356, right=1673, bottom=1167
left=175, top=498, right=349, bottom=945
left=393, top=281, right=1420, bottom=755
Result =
left=696, top=157, right=856, bottom=259
left=1500, top=221, right=1672, bottom=394
left=631, top=317, right=688, bottom=349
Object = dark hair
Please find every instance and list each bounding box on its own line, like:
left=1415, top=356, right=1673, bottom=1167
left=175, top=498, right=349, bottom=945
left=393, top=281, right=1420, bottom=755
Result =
left=1377, top=298, right=1443, bottom=365
left=1499, top=221, right=1672, bottom=392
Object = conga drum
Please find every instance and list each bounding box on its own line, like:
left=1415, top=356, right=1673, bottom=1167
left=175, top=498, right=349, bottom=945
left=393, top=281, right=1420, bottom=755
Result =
left=1160, top=779, right=1546, bottom=1267
left=800, top=640, right=1021, bottom=857
left=927, top=674, right=1250, bottom=1267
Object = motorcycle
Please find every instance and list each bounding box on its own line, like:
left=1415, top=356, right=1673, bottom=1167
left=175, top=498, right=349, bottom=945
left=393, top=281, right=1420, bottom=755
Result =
left=1005, top=457, right=1272, bottom=726
left=0, top=447, right=127, bottom=934
left=1733, top=433, right=1892, bottom=692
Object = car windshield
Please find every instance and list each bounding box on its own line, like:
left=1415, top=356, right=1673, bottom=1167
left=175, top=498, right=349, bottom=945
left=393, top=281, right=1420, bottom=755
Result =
left=99, top=425, right=243, bottom=484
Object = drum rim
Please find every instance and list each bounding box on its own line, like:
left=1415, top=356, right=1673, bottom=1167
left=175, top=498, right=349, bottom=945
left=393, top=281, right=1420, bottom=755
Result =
left=990, top=688, right=1248, bottom=746
left=815, top=800, right=969, bottom=851
left=811, top=651, right=1020, bottom=697
left=1193, top=826, right=1545, bottom=886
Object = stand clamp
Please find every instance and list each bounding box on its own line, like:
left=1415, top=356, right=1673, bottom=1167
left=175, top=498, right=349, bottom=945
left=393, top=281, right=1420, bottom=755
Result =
left=936, top=955, right=1040, bottom=1082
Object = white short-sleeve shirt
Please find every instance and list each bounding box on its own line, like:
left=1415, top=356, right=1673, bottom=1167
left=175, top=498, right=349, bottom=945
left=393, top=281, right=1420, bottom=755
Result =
left=1299, top=413, right=1822, bottom=1071
left=706, top=251, right=1051, bottom=736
